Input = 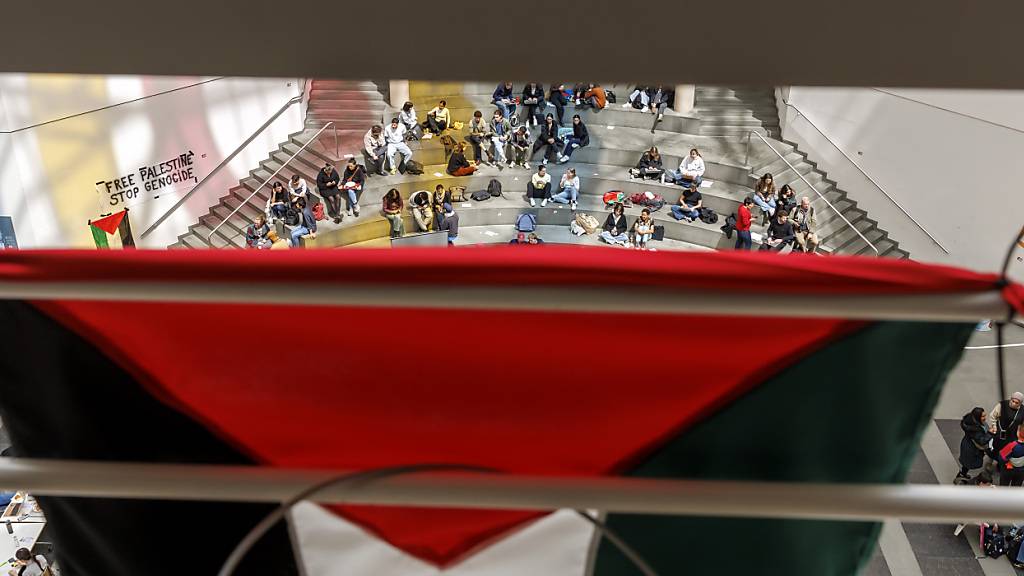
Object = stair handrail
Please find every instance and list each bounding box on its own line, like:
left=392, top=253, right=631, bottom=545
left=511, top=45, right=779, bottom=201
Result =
left=748, top=131, right=879, bottom=255
left=779, top=100, right=949, bottom=254
left=207, top=122, right=334, bottom=242
left=141, top=80, right=310, bottom=241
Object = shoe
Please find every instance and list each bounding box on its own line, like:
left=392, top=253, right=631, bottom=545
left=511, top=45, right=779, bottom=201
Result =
left=657, top=113, right=664, bottom=121
left=541, top=199, right=548, bottom=207
left=390, top=168, right=397, bottom=175
left=558, top=156, right=568, bottom=164
left=529, top=198, right=536, bottom=207
left=346, top=208, right=353, bottom=216
left=571, top=200, right=577, bottom=211
left=333, top=217, right=342, bottom=224
left=640, top=108, right=650, bottom=114
left=541, top=158, right=548, bottom=166
left=622, top=103, right=632, bottom=109
left=507, top=161, right=514, bottom=168
left=354, top=205, right=360, bottom=217
left=523, top=162, right=530, bottom=170
left=497, top=163, right=504, bottom=171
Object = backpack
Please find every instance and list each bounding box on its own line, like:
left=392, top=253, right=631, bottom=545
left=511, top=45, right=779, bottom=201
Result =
left=439, top=134, right=458, bottom=161
left=629, top=192, right=665, bottom=212
left=699, top=208, right=719, bottom=224
left=284, top=208, right=300, bottom=227
left=449, top=186, right=467, bottom=202
left=471, top=189, right=491, bottom=202
left=575, top=213, right=599, bottom=234
left=631, top=99, right=644, bottom=110
left=982, top=524, right=1007, bottom=558
left=721, top=213, right=737, bottom=239
left=515, top=213, right=537, bottom=232
left=312, top=202, right=326, bottom=221
left=487, top=179, right=502, bottom=197
left=405, top=160, right=424, bottom=175
left=652, top=225, right=665, bottom=241
left=603, top=191, right=625, bottom=206
left=605, top=90, right=617, bottom=104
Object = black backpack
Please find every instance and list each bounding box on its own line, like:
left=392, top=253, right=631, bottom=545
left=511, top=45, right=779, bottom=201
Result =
left=699, top=208, right=719, bottom=224
left=983, top=524, right=1008, bottom=558
left=284, top=208, right=300, bottom=226
left=405, top=160, right=424, bottom=175
left=471, top=189, right=491, bottom=202
left=720, top=214, right=737, bottom=238
left=487, top=179, right=502, bottom=197
left=606, top=90, right=617, bottom=104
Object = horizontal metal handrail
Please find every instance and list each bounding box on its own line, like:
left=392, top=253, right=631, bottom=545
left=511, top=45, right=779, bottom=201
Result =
left=749, top=131, right=879, bottom=255
left=780, top=100, right=950, bottom=254
left=207, top=122, right=334, bottom=241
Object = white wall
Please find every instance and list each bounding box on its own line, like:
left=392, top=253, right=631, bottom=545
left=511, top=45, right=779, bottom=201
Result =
left=0, top=75, right=304, bottom=248
left=781, top=86, right=1024, bottom=273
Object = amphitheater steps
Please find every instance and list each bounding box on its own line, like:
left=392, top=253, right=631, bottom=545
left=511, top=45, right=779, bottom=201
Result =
left=695, top=86, right=781, bottom=138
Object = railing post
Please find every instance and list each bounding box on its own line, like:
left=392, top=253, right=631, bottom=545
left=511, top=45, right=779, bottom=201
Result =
left=334, top=125, right=339, bottom=159
left=744, top=131, right=752, bottom=167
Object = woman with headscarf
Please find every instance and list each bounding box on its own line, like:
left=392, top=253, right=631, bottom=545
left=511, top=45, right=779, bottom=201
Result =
left=957, top=406, right=994, bottom=482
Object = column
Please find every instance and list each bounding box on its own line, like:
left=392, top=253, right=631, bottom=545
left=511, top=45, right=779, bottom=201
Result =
left=389, top=80, right=410, bottom=108
left=673, top=84, right=695, bottom=115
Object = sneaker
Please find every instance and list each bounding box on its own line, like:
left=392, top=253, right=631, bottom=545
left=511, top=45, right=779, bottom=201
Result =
left=333, top=217, right=342, bottom=224
left=570, top=200, right=577, bottom=211
left=622, top=103, right=632, bottom=109
left=354, top=205, right=360, bottom=217
left=558, top=156, right=569, bottom=164
left=541, top=158, right=548, bottom=166
left=541, top=199, right=548, bottom=207
left=660, top=174, right=666, bottom=184
left=507, top=161, right=514, bottom=168
left=346, top=208, right=353, bottom=216
left=529, top=198, right=536, bottom=207
left=389, top=168, right=397, bottom=175
left=640, top=108, right=650, bottom=114
left=657, top=113, right=664, bottom=121
left=523, top=162, right=530, bottom=170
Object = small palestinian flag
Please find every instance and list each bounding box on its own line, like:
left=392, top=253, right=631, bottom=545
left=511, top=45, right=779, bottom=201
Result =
left=0, top=249, right=1020, bottom=576
left=89, top=209, right=135, bottom=248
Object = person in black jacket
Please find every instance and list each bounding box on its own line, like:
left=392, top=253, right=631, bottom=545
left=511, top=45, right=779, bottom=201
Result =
left=632, top=146, right=664, bottom=180
left=340, top=158, right=365, bottom=218
left=316, top=162, right=343, bottom=223
left=549, top=84, right=568, bottom=126
left=648, top=85, right=675, bottom=133
left=957, top=407, right=995, bottom=482
left=289, top=196, right=317, bottom=247
left=446, top=143, right=477, bottom=176
left=599, top=202, right=631, bottom=246
left=492, top=82, right=516, bottom=121
left=558, top=115, right=590, bottom=163
left=522, top=83, right=545, bottom=127
left=530, top=114, right=561, bottom=166
left=765, top=211, right=796, bottom=252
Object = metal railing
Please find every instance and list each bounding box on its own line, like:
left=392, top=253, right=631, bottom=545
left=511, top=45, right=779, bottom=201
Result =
left=779, top=100, right=949, bottom=254
left=746, top=131, right=880, bottom=255
left=207, top=121, right=334, bottom=242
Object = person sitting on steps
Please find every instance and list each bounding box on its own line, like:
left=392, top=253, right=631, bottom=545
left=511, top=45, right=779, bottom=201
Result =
left=490, top=109, right=512, bottom=168
left=632, top=208, right=656, bottom=250
left=446, top=142, right=477, bottom=177
left=382, top=188, right=405, bottom=239
left=624, top=85, right=651, bottom=109
left=549, top=167, right=580, bottom=211
left=790, top=196, right=819, bottom=254
left=341, top=157, right=365, bottom=218
left=527, top=164, right=552, bottom=207
left=492, top=82, right=517, bottom=122
left=510, top=125, right=531, bottom=169
left=663, top=148, right=705, bottom=187
left=384, top=117, right=413, bottom=175
left=522, top=82, right=545, bottom=127
left=399, top=101, right=420, bottom=139
left=752, top=173, right=778, bottom=222
left=432, top=184, right=451, bottom=230
left=288, top=174, right=308, bottom=205
left=633, top=146, right=664, bottom=180
left=776, top=183, right=797, bottom=217
left=531, top=113, right=561, bottom=167
left=648, top=85, right=675, bottom=132
left=577, top=83, right=607, bottom=110
left=549, top=83, right=568, bottom=126
left=600, top=202, right=630, bottom=246
left=289, top=196, right=317, bottom=247
left=245, top=213, right=271, bottom=249
left=363, top=124, right=388, bottom=176
left=410, top=190, right=433, bottom=232
left=317, top=161, right=343, bottom=223
left=424, top=100, right=450, bottom=135
left=558, top=114, right=590, bottom=163
left=670, top=184, right=702, bottom=222
left=266, top=181, right=289, bottom=221
left=468, top=110, right=493, bottom=166
left=765, top=211, right=796, bottom=252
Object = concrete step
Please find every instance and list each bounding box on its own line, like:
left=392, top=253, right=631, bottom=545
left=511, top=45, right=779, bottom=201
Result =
left=409, top=82, right=501, bottom=99
left=180, top=233, right=210, bottom=249
left=304, top=118, right=381, bottom=131
left=306, top=104, right=386, bottom=117
left=828, top=218, right=882, bottom=255
left=700, top=126, right=774, bottom=137
left=271, top=146, right=329, bottom=175
left=199, top=214, right=246, bottom=247
left=695, top=106, right=779, bottom=117
left=310, top=80, right=380, bottom=91
left=309, top=89, right=386, bottom=101
left=695, top=87, right=776, bottom=99
left=695, top=93, right=777, bottom=105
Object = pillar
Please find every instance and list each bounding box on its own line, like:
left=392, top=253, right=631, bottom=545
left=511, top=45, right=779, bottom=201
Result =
left=673, top=84, right=695, bottom=115
left=389, top=80, right=410, bottom=108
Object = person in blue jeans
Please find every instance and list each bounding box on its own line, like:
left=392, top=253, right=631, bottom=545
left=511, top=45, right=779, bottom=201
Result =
left=289, top=197, right=317, bottom=247
left=670, top=186, right=702, bottom=221
left=439, top=202, right=459, bottom=245
left=492, top=82, right=517, bottom=122
left=549, top=168, right=580, bottom=210
left=558, top=115, right=590, bottom=163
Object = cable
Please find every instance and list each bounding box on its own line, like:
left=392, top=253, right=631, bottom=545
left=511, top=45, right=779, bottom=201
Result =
left=217, top=465, right=660, bottom=576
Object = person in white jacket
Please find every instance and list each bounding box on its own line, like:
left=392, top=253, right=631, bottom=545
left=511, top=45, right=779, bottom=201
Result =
left=384, top=117, right=413, bottom=175
left=664, top=148, right=706, bottom=187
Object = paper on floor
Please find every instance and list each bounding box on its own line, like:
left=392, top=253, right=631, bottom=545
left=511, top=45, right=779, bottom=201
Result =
left=483, top=231, right=499, bottom=237
left=701, top=180, right=713, bottom=188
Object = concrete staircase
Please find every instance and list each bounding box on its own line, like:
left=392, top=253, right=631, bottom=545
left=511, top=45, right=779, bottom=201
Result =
left=695, top=86, right=781, bottom=138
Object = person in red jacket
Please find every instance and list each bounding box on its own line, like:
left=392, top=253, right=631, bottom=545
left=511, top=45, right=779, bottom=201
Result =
left=735, top=196, right=754, bottom=250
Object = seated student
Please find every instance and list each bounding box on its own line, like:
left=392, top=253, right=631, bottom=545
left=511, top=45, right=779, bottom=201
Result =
left=670, top=185, right=702, bottom=221
left=341, top=158, right=365, bottom=217
left=648, top=85, right=674, bottom=118
left=526, top=232, right=544, bottom=244
left=632, top=208, right=656, bottom=249
left=663, top=148, right=705, bottom=187
left=439, top=202, right=459, bottom=245
left=600, top=202, right=631, bottom=246
left=624, top=85, right=651, bottom=109
left=632, top=146, right=664, bottom=180
left=266, top=181, right=290, bottom=220
left=548, top=83, right=568, bottom=126
left=522, top=82, right=545, bottom=127
left=317, top=161, right=343, bottom=223
left=289, top=196, right=317, bottom=247
left=468, top=110, right=493, bottom=165
left=399, top=101, right=421, bottom=139
left=424, top=100, right=450, bottom=135
left=431, top=184, right=451, bottom=230
left=776, top=183, right=797, bottom=217
left=531, top=114, right=562, bottom=166
left=288, top=174, right=308, bottom=204
left=245, top=214, right=272, bottom=249
left=558, top=114, right=590, bottom=163
left=735, top=196, right=755, bottom=251
left=10, top=547, right=48, bottom=576
left=492, top=82, right=517, bottom=122
left=410, top=190, right=433, bottom=232
left=490, top=109, right=512, bottom=167
left=509, top=125, right=532, bottom=169
left=753, top=173, right=778, bottom=221
left=446, top=143, right=477, bottom=176
left=527, top=164, right=552, bottom=207
left=790, top=196, right=819, bottom=254
left=381, top=188, right=405, bottom=239
left=384, top=117, right=413, bottom=175
left=363, top=125, right=388, bottom=176
left=549, top=167, right=580, bottom=210
left=577, top=83, right=607, bottom=110
left=764, top=210, right=796, bottom=252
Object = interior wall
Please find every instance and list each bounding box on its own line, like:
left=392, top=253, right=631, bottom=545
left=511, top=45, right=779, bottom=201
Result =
left=782, top=86, right=1024, bottom=273
left=0, top=75, right=304, bottom=248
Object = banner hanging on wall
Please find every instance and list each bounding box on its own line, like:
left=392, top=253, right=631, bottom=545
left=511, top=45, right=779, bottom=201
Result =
left=89, top=209, right=135, bottom=249
left=95, top=150, right=197, bottom=210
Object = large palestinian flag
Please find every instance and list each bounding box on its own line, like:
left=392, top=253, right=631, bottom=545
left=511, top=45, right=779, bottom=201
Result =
left=0, top=248, right=1020, bottom=576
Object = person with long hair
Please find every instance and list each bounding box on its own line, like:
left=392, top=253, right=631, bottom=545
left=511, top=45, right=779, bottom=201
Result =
left=9, top=547, right=48, bottom=576
left=382, top=188, right=405, bottom=238
left=633, top=146, right=663, bottom=180
left=527, top=164, right=552, bottom=208
left=245, top=213, right=271, bottom=249
left=341, top=157, right=365, bottom=218
left=549, top=168, right=580, bottom=210
left=600, top=202, right=630, bottom=246
left=632, top=208, right=655, bottom=249
left=957, top=407, right=994, bottom=482
left=753, top=172, right=778, bottom=219
left=664, top=148, right=705, bottom=187
left=399, top=101, right=420, bottom=139
left=266, top=181, right=289, bottom=220
left=446, top=143, right=477, bottom=176
left=548, top=83, right=568, bottom=126
left=410, top=190, right=433, bottom=232
left=558, top=114, right=589, bottom=163
left=530, top=114, right=561, bottom=166
left=431, top=184, right=451, bottom=230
